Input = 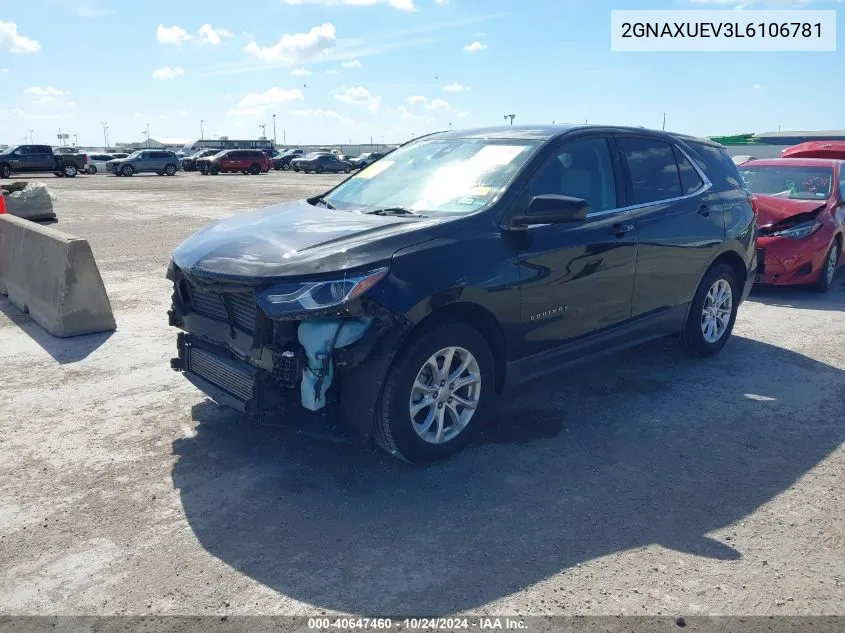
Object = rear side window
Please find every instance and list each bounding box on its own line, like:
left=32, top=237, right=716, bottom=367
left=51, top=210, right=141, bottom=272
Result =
left=36, top=145, right=52, bottom=154
left=684, top=141, right=744, bottom=191
left=619, top=137, right=682, bottom=204
left=673, top=147, right=705, bottom=195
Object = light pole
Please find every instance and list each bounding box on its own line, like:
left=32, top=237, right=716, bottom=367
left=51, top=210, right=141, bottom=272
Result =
left=258, top=123, right=266, bottom=139
left=662, top=112, right=667, bottom=131
left=504, top=114, right=516, bottom=125
left=102, top=122, right=109, bottom=148
left=144, top=123, right=150, bottom=147
left=200, top=119, right=204, bottom=139
left=272, top=114, right=277, bottom=146
left=72, top=133, right=78, bottom=147
left=28, top=129, right=34, bottom=144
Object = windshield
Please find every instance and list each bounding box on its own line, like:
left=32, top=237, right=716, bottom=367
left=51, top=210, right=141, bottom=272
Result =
left=324, top=138, right=539, bottom=215
left=0, top=146, right=15, bottom=156
left=127, top=151, right=143, bottom=159
left=739, top=165, right=833, bottom=200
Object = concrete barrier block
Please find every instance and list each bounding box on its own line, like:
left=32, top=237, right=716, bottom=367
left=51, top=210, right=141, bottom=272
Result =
left=0, top=215, right=116, bottom=337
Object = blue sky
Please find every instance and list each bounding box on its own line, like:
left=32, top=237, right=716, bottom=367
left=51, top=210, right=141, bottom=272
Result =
left=0, top=0, right=842, bottom=147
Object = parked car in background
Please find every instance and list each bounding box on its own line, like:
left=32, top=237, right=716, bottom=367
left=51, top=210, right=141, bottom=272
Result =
left=291, top=152, right=352, bottom=174
left=181, top=149, right=218, bottom=172
left=168, top=124, right=756, bottom=462
left=110, top=153, right=129, bottom=159
left=273, top=149, right=306, bottom=171
left=107, top=150, right=180, bottom=176
left=781, top=141, right=845, bottom=160
left=86, top=153, right=115, bottom=175
left=196, top=149, right=270, bottom=175
left=0, top=144, right=87, bottom=178
left=350, top=152, right=384, bottom=169
left=263, top=149, right=281, bottom=159
left=739, top=158, right=843, bottom=292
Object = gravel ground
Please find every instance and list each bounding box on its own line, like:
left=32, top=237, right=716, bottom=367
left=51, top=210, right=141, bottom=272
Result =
left=0, top=171, right=843, bottom=617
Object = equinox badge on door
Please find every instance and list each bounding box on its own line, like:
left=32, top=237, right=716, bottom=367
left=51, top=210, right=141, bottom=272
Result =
left=530, top=306, right=568, bottom=321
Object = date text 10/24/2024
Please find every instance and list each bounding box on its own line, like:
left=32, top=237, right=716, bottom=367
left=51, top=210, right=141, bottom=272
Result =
left=308, top=618, right=528, bottom=630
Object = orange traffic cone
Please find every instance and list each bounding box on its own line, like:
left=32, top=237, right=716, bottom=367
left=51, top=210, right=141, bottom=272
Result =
left=0, top=190, right=6, bottom=214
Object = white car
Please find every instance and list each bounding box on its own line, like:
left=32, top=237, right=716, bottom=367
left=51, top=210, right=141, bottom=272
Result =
left=86, top=153, right=116, bottom=175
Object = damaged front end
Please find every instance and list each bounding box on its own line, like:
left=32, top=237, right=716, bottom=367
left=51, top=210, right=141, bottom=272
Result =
left=167, top=262, right=410, bottom=441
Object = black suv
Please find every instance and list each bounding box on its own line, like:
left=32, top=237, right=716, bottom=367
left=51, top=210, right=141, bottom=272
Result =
left=168, top=125, right=756, bottom=462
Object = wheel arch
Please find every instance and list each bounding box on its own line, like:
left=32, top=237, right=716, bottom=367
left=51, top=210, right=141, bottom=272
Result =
left=710, top=249, right=747, bottom=288
left=399, top=300, right=508, bottom=394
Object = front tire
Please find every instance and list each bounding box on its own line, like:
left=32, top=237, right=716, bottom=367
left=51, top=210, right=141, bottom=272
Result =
left=165, top=164, right=177, bottom=176
left=209, top=165, right=220, bottom=175
left=248, top=163, right=261, bottom=175
left=282, top=163, right=291, bottom=171
left=374, top=323, right=494, bottom=463
left=1, top=164, right=12, bottom=179
left=812, top=239, right=840, bottom=293
left=121, top=164, right=135, bottom=177
left=315, top=165, right=324, bottom=174
left=681, top=263, right=739, bottom=358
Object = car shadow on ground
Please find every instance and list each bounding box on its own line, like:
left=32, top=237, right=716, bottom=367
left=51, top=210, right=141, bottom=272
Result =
left=171, top=335, right=845, bottom=615
left=749, top=273, right=845, bottom=311
left=0, top=297, right=113, bottom=364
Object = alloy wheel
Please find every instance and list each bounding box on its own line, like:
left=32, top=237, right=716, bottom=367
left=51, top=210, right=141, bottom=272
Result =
left=408, top=346, right=481, bottom=444
left=701, top=278, right=733, bottom=344
left=824, top=245, right=838, bottom=285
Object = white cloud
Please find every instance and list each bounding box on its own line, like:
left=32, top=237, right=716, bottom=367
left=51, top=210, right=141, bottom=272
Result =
left=0, top=68, right=8, bottom=73
left=33, top=96, right=57, bottom=105
left=335, top=86, right=381, bottom=112
left=223, top=92, right=233, bottom=100
left=463, top=40, right=487, bottom=52
left=179, top=109, right=190, bottom=116
left=196, top=24, right=233, bottom=45
left=427, top=98, right=449, bottom=110
left=152, top=66, right=185, bottom=80
left=0, top=21, right=41, bottom=54
left=228, top=87, right=305, bottom=115
left=443, top=82, right=468, bottom=92
left=157, top=24, right=193, bottom=45
left=387, top=105, right=432, bottom=122
left=434, top=0, right=449, bottom=4
left=24, top=86, right=67, bottom=97
left=281, top=0, right=417, bottom=11
left=752, top=84, right=762, bottom=89
left=407, top=95, right=428, bottom=105
left=326, top=69, right=340, bottom=75
left=244, top=23, right=336, bottom=63
left=341, top=59, right=363, bottom=68
left=291, top=67, right=312, bottom=76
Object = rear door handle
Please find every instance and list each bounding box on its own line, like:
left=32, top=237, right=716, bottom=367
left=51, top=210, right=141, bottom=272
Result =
left=698, top=204, right=711, bottom=217
left=610, top=223, right=635, bottom=237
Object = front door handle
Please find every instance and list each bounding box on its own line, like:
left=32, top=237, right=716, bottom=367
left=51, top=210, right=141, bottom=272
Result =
left=610, top=223, right=635, bottom=237
left=698, top=204, right=711, bottom=217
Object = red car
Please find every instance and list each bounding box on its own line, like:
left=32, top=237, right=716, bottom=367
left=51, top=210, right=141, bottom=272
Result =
left=196, top=149, right=270, bottom=175
left=739, top=158, right=844, bottom=292
left=782, top=141, right=845, bottom=160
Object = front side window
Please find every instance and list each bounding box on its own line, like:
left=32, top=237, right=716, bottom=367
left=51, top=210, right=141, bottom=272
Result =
left=619, top=137, right=683, bottom=204
left=528, top=136, right=617, bottom=213
left=739, top=165, right=833, bottom=200
left=324, top=137, right=539, bottom=215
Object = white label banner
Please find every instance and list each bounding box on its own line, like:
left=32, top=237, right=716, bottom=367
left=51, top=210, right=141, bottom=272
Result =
left=611, top=10, right=836, bottom=52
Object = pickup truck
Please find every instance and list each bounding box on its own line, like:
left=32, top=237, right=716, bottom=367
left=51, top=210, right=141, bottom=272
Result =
left=0, top=144, right=88, bottom=178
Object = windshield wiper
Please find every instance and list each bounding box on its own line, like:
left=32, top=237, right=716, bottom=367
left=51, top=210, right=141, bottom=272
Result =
left=366, top=206, right=425, bottom=217
left=314, top=197, right=335, bottom=209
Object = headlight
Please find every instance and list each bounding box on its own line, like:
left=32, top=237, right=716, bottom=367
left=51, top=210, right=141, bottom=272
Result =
left=769, top=220, right=822, bottom=240
left=255, top=268, right=388, bottom=318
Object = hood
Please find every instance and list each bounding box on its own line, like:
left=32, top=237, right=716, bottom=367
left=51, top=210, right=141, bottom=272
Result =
left=755, top=195, right=827, bottom=228
left=173, top=198, right=458, bottom=282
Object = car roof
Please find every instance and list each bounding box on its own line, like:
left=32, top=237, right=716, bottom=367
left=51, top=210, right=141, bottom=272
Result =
left=426, top=124, right=719, bottom=147
left=742, top=157, right=840, bottom=167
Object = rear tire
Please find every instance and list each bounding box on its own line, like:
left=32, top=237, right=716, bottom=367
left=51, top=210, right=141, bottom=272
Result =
left=63, top=164, right=78, bottom=177
left=87, top=165, right=98, bottom=175
left=681, top=263, right=739, bottom=358
left=1, top=164, right=12, bottom=179
left=374, top=323, right=494, bottom=463
left=282, top=163, right=291, bottom=171
left=248, top=163, right=261, bottom=175
left=315, top=165, right=324, bottom=174
left=209, top=165, right=220, bottom=175
left=812, top=239, right=840, bottom=293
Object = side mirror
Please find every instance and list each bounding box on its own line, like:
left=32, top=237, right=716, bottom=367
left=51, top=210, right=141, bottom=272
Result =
left=510, top=195, right=590, bottom=227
